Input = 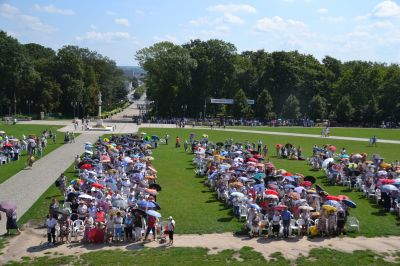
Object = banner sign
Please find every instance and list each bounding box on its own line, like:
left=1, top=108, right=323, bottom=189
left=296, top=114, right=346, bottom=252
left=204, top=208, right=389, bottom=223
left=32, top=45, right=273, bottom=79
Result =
left=210, top=98, right=234, bottom=104
left=210, top=98, right=255, bottom=105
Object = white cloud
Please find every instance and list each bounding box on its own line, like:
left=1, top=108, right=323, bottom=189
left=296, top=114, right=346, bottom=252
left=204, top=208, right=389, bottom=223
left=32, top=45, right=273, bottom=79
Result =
left=152, top=35, right=178, bottom=43
left=373, top=0, right=400, bottom=18
left=222, top=13, right=245, bottom=25
left=106, top=10, right=116, bottom=16
left=0, top=3, right=56, bottom=33
left=114, top=18, right=130, bottom=27
left=189, top=17, right=210, bottom=26
left=135, top=9, right=145, bottom=16
left=320, top=16, right=345, bottom=23
left=207, top=4, right=257, bottom=14
left=254, top=16, right=307, bottom=32
left=76, top=31, right=130, bottom=42
left=353, top=14, right=371, bottom=22
left=317, top=8, right=328, bottom=14
left=34, top=4, right=75, bottom=15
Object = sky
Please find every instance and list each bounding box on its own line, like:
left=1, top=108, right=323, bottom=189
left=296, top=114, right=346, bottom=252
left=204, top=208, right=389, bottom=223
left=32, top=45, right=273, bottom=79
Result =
left=1, top=0, right=400, bottom=65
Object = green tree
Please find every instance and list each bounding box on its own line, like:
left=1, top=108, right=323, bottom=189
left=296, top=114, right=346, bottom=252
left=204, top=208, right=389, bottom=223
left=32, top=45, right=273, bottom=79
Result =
left=308, top=95, right=327, bottom=120
left=255, top=89, right=275, bottom=120
left=282, top=94, right=301, bottom=119
left=336, top=95, right=354, bottom=124
left=232, top=89, right=252, bottom=119
left=363, top=97, right=378, bottom=125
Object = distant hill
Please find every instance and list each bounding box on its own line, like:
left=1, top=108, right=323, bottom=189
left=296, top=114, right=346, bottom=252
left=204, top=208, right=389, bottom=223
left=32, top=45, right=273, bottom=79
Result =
left=118, top=66, right=145, bottom=78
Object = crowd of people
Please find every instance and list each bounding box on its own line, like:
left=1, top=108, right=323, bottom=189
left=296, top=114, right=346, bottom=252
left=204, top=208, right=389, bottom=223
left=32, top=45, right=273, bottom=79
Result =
left=45, top=134, right=175, bottom=246
left=192, top=137, right=359, bottom=238
left=0, top=129, right=56, bottom=168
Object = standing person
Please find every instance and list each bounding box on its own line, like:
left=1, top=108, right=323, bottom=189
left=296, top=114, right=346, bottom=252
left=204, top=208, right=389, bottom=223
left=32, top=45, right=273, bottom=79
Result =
left=113, top=212, right=124, bottom=242
left=133, top=214, right=143, bottom=242
left=46, top=213, right=57, bottom=245
left=326, top=127, right=330, bottom=137
left=165, top=133, right=169, bottom=145
left=52, top=133, right=56, bottom=144
left=272, top=211, right=281, bottom=237
left=1, top=208, right=21, bottom=235
left=183, top=140, right=188, bottom=152
left=257, top=140, right=262, bottom=153
left=166, top=216, right=175, bottom=245
left=124, top=213, right=134, bottom=242
left=281, top=207, right=292, bottom=238
left=262, top=145, right=268, bottom=157
left=56, top=173, right=67, bottom=197
left=37, top=143, right=42, bottom=158
left=144, top=215, right=157, bottom=241
left=175, top=136, right=181, bottom=148
left=71, top=132, right=75, bottom=143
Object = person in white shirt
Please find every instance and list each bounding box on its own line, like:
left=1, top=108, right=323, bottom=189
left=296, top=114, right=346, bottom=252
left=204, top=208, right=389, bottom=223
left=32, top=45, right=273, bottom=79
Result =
left=46, top=215, right=58, bottom=245
left=113, top=212, right=124, bottom=242
left=166, top=216, right=175, bottom=245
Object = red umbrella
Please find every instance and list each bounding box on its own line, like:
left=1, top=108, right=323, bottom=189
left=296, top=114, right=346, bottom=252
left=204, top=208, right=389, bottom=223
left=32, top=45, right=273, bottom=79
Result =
left=283, top=172, right=294, bottom=177
left=337, top=195, right=350, bottom=201
left=275, top=144, right=283, bottom=149
left=274, top=205, right=287, bottom=211
left=248, top=157, right=258, bottom=163
left=253, top=154, right=263, bottom=159
left=265, top=163, right=275, bottom=169
left=4, top=143, right=13, bottom=147
left=328, top=145, right=337, bottom=151
left=325, top=195, right=340, bottom=201
left=265, top=189, right=279, bottom=195
left=92, top=183, right=105, bottom=189
left=381, top=179, right=395, bottom=184
left=80, top=163, right=92, bottom=170
left=300, top=181, right=312, bottom=187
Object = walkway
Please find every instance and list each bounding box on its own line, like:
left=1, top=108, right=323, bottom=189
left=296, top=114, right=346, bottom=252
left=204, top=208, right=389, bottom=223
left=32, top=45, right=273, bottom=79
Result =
left=195, top=127, right=400, bottom=144
left=0, top=133, right=100, bottom=235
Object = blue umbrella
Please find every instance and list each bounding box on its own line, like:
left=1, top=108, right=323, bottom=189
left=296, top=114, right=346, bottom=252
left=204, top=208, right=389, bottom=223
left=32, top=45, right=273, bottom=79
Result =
left=342, top=199, right=357, bottom=208
left=324, top=200, right=342, bottom=209
left=249, top=203, right=261, bottom=210
left=381, top=184, right=399, bottom=192
left=284, top=184, right=295, bottom=189
left=151, top=135, right=160, bottom=140
left=146, top=210, right=162, bottom=218
left=253, top=173, right=266, bottom=180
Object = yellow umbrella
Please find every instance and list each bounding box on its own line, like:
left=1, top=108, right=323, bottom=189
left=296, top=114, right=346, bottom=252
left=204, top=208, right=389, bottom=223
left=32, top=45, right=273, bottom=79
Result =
left=103, top=137, right=110, bottom=142
left=322, top=205, right=337, bottom=212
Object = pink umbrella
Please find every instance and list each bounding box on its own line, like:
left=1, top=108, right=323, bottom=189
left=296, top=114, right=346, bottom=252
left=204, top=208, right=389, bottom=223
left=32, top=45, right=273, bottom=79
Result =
left=0, top=201, right=17, bottom=212
left=328, top=145, right=337, bottom=151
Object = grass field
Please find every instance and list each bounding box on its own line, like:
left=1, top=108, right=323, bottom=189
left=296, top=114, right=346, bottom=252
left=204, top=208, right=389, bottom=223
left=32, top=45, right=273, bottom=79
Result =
left=4, top=247, right=400, bottom=266
left=228, top=126, right=400, bottom=141
left=0, top=124, right=65, bottom=184
left=140, top=128, right=400, bottom=237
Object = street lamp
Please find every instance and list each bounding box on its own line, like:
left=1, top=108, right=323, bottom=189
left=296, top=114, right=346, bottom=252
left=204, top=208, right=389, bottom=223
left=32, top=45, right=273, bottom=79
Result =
left=26, top=100, right=34, bottom=116
left=181, top=104, right=187, bottom=118
left=71, top=101, right=78, bottom=118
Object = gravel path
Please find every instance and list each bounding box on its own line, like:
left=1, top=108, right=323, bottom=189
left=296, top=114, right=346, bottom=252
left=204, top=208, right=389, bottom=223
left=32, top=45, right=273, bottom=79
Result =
left=0, top=133, right=100, bottom=235
left=2, top=227, right=400, bottom=264
left=195, top=127, right=400, bottom=144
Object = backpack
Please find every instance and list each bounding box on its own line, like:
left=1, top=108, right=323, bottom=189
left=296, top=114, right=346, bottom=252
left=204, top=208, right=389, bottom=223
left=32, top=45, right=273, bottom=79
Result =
left=55, top=180, right=60, bottom=187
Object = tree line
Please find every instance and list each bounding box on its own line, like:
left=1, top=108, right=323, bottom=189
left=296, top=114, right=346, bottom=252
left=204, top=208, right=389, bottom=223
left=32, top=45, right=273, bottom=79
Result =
left=136, top=39, right=400, bottom=126
left=0, top=31, right=127, bottom=118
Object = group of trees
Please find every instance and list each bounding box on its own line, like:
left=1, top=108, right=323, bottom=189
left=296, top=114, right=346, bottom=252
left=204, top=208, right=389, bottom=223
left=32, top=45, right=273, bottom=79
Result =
left=0, top=31, right=127, bottom=117
left=136, top=39, right=400, bottom=125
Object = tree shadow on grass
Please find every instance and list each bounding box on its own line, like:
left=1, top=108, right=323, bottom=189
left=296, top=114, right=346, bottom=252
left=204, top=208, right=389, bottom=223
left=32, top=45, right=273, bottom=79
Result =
left=371, top=209, right=389, bottom=216
left=217, top=216, right=234, bottom=222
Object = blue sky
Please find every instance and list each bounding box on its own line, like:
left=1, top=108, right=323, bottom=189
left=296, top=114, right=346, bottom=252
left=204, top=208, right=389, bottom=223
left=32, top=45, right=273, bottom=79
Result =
left=1, top=0, right=400, bottom=65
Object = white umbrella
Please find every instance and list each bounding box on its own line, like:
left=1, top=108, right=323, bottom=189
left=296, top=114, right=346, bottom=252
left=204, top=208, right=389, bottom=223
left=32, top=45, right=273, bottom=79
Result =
left=299, top=205, right=314, bottom=211
left=78, top=194, right=94, bottom=200
left=85, top=150, right=93, bottom=155
left=231, top=192, right=245, bottom=198
left=294, top=186, right=306, bottom=194
left=85, top=142, right=92, bottom=145
left=266, top=194, right=278, bottom=199
left=124, top=157, right=133, bottom=163
left=322, top=158, right=334, bottom=169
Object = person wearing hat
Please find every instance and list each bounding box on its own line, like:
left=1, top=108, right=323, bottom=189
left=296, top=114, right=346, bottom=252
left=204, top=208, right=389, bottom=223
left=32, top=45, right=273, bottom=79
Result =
left=166, top=216, right=175, bottom=245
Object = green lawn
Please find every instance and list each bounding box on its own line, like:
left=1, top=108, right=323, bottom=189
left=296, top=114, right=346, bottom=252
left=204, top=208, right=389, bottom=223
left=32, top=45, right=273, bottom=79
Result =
left=0, top=124, right=65, bottom=184
left=4, top=247, right=400, bottom=266
left=140, top=128, right=400, bottom=237
left=19, top=127, right=400, bottom=237
left=228, top=126, right=400, bottom=141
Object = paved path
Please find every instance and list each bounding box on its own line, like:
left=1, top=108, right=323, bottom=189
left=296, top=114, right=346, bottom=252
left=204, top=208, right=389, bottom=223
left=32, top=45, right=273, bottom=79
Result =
left=195, top=127, right=400, bottom=144
left=0, top=133, right=100, bottom=235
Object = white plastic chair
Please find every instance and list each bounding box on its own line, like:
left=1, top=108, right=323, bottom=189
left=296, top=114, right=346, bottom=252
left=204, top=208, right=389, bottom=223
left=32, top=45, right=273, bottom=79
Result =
left=289, top=219, right=300, bottom=236
left=239, top=205, right=248, bottom=221
left=72, top=219, right=84, bottom=241
left=375, top=189, right=381, bottom=205
left=346, top=216, right=360, bottom=232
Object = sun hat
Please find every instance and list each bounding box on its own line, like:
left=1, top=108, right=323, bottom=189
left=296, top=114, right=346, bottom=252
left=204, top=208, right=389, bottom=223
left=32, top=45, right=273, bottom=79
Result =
left=168, top=216, right=173, bottom=220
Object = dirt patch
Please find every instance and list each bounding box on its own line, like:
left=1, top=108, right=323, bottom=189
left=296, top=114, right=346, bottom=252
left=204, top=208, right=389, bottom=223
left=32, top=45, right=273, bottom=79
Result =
left=2, top=223, right=400, bottom=264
